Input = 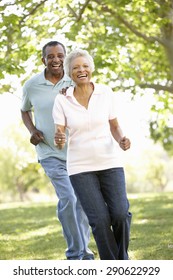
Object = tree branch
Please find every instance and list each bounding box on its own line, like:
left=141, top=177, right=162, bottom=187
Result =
left=115, top=14, right=166, bottom=46
left=139, top=83, right=173, bottom=93
left=67, top=0, right=91, bottom=21
left=67, top=0, right=168, bottom=47
left=93, top=0, right=168, bottom=47
left=19, top=0, right=48, bottom=25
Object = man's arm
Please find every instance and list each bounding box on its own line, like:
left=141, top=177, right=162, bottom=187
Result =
left=21, top=110, right=44, bottom=146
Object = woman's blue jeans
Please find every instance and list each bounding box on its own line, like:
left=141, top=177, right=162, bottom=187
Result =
left=70, top=167, right=132, bottom=260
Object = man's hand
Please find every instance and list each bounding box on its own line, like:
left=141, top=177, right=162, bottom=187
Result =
left=59, top=87, right=69, bottom=96
left=30, top=129, right=44, bottom=146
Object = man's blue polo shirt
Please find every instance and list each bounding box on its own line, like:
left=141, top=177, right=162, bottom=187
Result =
left=21, top=70, right=72, bottom=161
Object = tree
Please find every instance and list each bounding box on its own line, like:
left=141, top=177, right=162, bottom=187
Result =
left=124, top=141, right=172, bottom=193
left=0, top=0, right=173, bottom=153
left=0, top=123, right=51, bottom=202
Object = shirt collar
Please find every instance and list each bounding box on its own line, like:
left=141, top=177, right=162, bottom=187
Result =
left=37, top=70, right=71, bottom=85
left=66, top=82, right=102, bottom=97
left=66, top=86, right=75, bottom=97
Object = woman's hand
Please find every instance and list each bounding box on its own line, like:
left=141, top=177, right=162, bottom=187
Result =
left=54, top=127, right=66, bottom=149
left=119, top=136, right=131, bottom=151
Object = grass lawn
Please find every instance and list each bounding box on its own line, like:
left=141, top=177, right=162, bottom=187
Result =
left=0, top=192, right=173, bottom=260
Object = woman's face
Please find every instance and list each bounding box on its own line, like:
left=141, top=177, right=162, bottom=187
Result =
left=70, top=56, right=92, bottom=84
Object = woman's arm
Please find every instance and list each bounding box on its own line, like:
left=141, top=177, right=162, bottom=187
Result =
left=109, top=118, right=131, bottom=151
left=54, top=124, right=66, bottom=149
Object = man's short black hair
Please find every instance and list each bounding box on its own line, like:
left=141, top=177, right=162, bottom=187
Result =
left=42, top=41, right=66, bottom=57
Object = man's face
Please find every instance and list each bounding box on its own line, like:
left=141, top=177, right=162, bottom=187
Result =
left=42, top=44, right=65, bottom=76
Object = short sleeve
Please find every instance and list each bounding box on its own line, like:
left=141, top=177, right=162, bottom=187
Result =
left=21, top=83, right=32, bottom=111
left=52, top=95, right=66, bottom=126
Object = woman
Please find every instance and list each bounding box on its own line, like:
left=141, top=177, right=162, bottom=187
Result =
left=52, top=49, right=132, bottom=260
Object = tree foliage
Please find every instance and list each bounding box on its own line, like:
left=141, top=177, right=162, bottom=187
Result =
left=0, top=0, right=173, bottom=153
left=0, top=123, right=51, bottom=201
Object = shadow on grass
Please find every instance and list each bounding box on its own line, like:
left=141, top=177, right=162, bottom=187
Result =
left=0, top=203, right=67, bottom=260
left=0, top=202, right=98, bottom=260
left=1, top=193, right=172, bottom=260
left=0, top=203, right=57, bottom=234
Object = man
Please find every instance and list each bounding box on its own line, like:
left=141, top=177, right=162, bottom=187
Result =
left=21, top=41, right=94, bottom=260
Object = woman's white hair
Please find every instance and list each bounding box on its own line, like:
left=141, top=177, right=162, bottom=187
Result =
left=64, top=49, right=95, bottom=77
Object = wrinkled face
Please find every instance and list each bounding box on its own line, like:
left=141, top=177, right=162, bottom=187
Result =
left=42, top=44, right=65, bottom=76
left=70, top=56, right=92, bottom=84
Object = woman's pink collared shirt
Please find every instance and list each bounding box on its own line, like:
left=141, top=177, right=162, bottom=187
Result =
left=52, top=83, right=123, bottom=175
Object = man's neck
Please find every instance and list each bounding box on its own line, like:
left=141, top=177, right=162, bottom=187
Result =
left=45, top=70, right=64, bottom=85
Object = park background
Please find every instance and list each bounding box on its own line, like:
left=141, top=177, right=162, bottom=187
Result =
left=0, top=0, right=173, bottom=260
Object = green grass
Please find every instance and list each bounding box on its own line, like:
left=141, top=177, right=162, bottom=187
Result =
left=0, top=193, right=173, bottom=260
left=129, top=192, right=173, bottom=260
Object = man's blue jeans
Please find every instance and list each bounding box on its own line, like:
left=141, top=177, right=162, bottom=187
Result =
left=70, top=167, right=132, bottom=260
left=40, top=157, right=93, bottom=260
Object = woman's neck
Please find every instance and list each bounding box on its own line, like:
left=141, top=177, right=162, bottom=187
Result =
left=74, top=82, right=94, bottom=96
left=74, top=82, right=94, bottom=108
